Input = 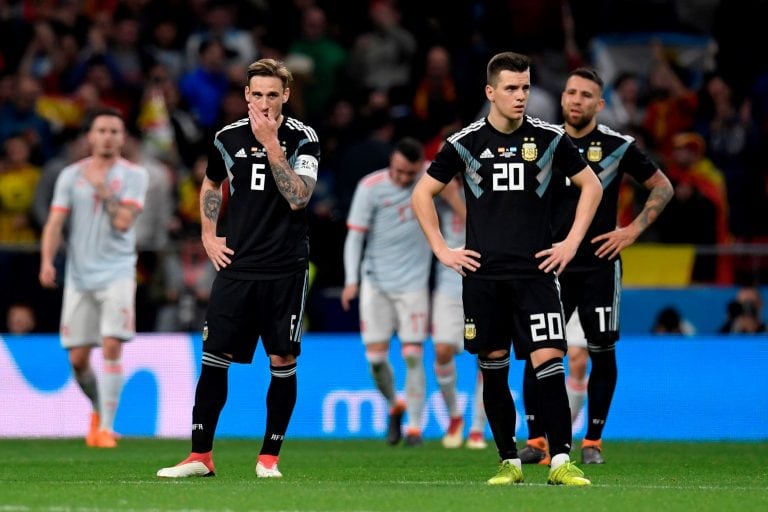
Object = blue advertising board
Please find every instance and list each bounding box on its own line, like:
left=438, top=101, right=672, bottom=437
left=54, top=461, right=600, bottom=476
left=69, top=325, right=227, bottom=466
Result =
left=1, top=333, right=766, bottom=440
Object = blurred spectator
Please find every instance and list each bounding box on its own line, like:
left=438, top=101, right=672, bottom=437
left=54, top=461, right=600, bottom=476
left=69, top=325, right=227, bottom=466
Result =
left=642, top=43, right=698, bottom=158
left=123, top=133, right=174, bottom=332
left=287, top=6, right=348, bottom=125
left=217, top=84, right=249, bottom=127
left=155, top=236, right=215, bottom=332
left=652, top=306, right=695, bottom=335
left=334, top=104, right=395, bottom=216
left=599, top=71, right=646, bottom=132
left=719, top=286, right=767, bottom=334
left=694, top=72, right=754, bottom=238
left=106, top=14, right=148, bottom=95
left=658, top=132, right=730, bottom=282
left=144, top=18, right=186, bottom=81
left=175, top=152, right=207, bottom=235
left=163, top=156, right=225, bottom=334
left=5, top=302, right=36, bottom=334
left=70, top=56, right=132, bottom=116
left=411, top=45, right=459, bottom=141
left=179, top=37, right=232, bottom=132
left=0, top=74, right=56, bottom=164
left=483, top=0, right=586, bottom=96
left=146, top=63, right=203, bottom=170
left=31, top=132, right=88, bottom=230
left=184, top=0, right=257, bottom=70
left=18, top=21, right=80, bottom=94
left=347, top=0, right=417, bottom=105
left=0, top=135, right=42, bottom=243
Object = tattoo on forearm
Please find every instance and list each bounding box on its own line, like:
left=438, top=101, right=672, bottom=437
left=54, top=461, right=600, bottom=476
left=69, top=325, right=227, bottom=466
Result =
left=203, top=189, right=222, bottom=221
left=637, top=185, right=673, bottom=230
left=270, top=157, right=311, bottom=207
left=103, top=196, right=119, bottom=219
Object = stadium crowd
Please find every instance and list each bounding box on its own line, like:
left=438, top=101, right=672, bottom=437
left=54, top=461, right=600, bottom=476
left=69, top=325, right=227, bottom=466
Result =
left=1, top=0, right=767, bottom=333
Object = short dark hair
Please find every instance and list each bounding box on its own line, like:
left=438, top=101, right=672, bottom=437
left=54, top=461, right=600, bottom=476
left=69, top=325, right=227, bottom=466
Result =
left=487, top=52, right=530, bottom=86
left=246, top=58, right=293, bottom=89
left=568, top=67, right=604, bottom=91
left=394, top=137, right=424, bottom=163
left=82, top=107, right=124, bottom=132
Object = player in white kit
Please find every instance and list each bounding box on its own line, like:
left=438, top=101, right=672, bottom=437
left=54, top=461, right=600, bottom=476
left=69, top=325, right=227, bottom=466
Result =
left=432, top=175, right=488, bottom=449
left=39, top=108, right=148, bottom=448
left=341, top=138, right=431, bottom=446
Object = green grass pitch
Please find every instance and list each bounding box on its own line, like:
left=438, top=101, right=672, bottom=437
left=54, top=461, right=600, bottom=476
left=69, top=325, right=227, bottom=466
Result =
left=1, top=438, right=767, bottom=511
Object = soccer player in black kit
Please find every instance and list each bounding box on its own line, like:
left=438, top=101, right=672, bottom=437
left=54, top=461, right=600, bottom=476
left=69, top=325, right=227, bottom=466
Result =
left=412, top=52, right=602, bottom=486
left=519, top=67, right=673, bottom=465
left=158, top=59, right=320, bottom=479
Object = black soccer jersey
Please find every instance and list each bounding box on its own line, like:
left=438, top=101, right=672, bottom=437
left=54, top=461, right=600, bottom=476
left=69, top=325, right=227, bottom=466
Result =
left=206, top=116, right=321, bottom=279
left=551, top=123, right=658, bottom=270
left=427, top=116, right=588, bottom=278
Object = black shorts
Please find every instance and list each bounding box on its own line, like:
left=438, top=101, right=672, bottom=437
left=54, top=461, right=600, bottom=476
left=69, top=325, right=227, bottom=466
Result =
left=462, top=273, right=567, bottom=360
left=559, top=260, right=622, bottom=346
left=203, top=270, right=309, bottom=363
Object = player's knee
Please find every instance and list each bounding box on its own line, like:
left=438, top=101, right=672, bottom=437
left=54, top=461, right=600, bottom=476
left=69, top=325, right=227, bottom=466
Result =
left=401, top=344, right=424, bottom=368
left=365, top=349, right=388, bottom=367
left=433, top=343, right=455, bottom=364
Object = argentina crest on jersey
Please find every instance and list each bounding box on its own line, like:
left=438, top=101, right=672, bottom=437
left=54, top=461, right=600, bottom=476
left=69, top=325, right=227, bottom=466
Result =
left=522, top=137, right=538, bottom=161
left=587, top=141, right=602, bottom=162
left=464, top=318, right=477, bottom=340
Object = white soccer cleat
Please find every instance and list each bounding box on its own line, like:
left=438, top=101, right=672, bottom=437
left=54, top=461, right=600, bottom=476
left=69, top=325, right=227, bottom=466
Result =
left=465, top=431, right=488, bottom=450
left=256, top=461, right=283, bottom=478
left=157, top=454, right=215, bottom=478
left=441, top=417, right=465, bottom=449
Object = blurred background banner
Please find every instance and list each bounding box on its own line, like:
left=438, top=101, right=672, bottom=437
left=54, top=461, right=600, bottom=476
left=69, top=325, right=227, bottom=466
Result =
left=2, top=332, right=766, bottom=441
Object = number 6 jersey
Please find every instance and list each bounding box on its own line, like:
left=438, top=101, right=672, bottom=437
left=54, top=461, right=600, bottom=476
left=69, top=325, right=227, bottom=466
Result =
left=206, top=116, right=321, bottom=279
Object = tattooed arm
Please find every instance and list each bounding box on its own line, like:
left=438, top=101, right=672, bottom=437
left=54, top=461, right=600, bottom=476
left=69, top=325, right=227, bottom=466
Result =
left=248, top=103, right=317, bottom=210
left=199, top=176, right=234, bottom=271
left=264, top=146, right=317, bottom=210
left=592, top=169, right=674, bottom=259
left=93, top=182, right=140, bottom=232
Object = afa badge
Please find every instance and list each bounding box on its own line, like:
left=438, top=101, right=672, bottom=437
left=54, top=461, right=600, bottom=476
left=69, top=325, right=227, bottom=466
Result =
left=522, top=137, right=537, bottom=161
left=587, top=142, right=602, bottom=162
left=464, top=319, right=477, bottom=340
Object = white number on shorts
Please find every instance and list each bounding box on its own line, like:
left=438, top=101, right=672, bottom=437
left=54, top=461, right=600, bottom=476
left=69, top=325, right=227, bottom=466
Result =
left=595, top=306, right=612, bottom=332
left=530, top=312, right=564, bottom=342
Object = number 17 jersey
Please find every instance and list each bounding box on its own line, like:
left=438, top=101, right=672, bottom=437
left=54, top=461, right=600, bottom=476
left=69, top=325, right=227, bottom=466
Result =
left=426, top=116, right=588, bottom=278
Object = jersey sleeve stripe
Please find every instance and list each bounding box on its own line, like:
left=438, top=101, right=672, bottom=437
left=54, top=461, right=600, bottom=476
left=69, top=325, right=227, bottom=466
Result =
left=120, top=198, right=144, bottom=210
left=285, top=117, right=319, bottom=142
left=528, top=115, right=565, bottom=135
left=214, top=118, right=249, bottom=138
left=346, top=224, right=369, bottom=233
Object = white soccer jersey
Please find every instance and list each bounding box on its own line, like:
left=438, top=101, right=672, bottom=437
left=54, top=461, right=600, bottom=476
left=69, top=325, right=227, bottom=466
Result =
left=433, top=193, right=464, bottom=301
left=51, top=157, right=149, bottom=291
left=345, top=169, right=431, bottom=293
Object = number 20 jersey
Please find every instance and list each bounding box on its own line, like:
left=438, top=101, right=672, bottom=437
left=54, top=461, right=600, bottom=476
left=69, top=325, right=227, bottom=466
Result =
left=427, top=116, right=588, bottom=278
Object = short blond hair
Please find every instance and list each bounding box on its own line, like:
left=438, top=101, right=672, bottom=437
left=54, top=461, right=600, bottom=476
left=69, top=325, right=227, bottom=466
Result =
left=246, top=59, right=293, bottom=89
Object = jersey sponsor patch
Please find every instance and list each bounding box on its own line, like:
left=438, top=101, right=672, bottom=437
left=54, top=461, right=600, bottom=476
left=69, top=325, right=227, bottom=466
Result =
left=294, top=154, right=318, bottom=180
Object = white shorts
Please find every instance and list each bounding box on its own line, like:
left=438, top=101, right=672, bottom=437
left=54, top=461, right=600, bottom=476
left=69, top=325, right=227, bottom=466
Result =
left=60, top=277, right=136, bottom=349
left=566, top=309, right=588, bottom=349
left=359, top=279, right=428, bottom=345
left=430, top=291, right=464, bottom=352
